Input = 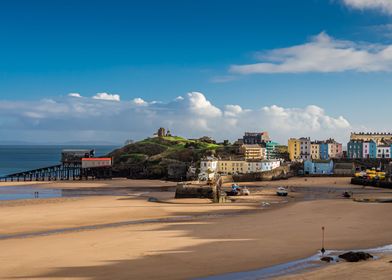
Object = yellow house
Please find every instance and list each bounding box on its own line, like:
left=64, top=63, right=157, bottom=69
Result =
left=311, top=142, right=320, bottom=159
left=217, top=160, right=247, bottom=174
left=288, top=138, right=301, bottom=161
left=240, top=144, right=265, bottom=160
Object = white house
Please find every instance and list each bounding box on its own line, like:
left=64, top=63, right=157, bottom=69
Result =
left=260, top=160, right=281, bottom=171
left=199, top=156, right=218, bottom=180
left=377, top=146, right=391, bottom=159
left=247, top=160, right=281, bottom=173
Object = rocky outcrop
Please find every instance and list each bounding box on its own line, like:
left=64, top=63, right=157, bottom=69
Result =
left=320, top=256, right=334, bottom=263
left=338, top=251, right=373, bottom=262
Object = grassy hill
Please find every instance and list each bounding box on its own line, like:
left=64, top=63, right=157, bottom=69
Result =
left=109, top=136, right=229, bottom=180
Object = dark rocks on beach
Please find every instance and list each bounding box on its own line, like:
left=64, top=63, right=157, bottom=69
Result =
left=320, top=256, right=334, bottom=263
left=338, top=251, right=373, bottom=262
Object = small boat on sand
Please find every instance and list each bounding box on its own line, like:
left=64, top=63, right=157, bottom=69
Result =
left=276, top=187, right=288, bottom=197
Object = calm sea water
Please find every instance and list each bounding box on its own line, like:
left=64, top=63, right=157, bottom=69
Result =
left=0, top=145, right=118, bottom=177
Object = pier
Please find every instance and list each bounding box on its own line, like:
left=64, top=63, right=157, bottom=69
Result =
left=0, top=149, right=113, bottom=182
left=0, top=163, right=82, bottom=182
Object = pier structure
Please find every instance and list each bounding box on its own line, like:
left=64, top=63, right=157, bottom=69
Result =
left=0, top=163, right=82, bottom=182
left=0, top=149, right=113, bottom=182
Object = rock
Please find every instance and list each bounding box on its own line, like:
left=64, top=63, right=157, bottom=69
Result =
left=320, top=256, right=334, bottom=263
left=338, top=251, right=373, bottom=262
left=147, top=197, right=158, bottom=202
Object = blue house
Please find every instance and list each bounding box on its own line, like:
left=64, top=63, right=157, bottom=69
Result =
left=347, top=140, right=363, bottom=159
left=304, top=160, right=334, bottom=175
left=319, top=143, right=329, bottom=160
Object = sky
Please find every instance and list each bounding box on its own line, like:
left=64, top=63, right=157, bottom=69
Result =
left=0, top=0, right=392, bottom=144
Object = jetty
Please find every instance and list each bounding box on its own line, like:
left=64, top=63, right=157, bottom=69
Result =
left=0, top=149, right=112, bottom=182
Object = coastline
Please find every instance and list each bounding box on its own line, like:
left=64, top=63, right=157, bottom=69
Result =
left=0, top=177, right=392, bottom=279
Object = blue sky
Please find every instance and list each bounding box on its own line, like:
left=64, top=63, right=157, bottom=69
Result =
left=0, top=0, right=392, bottom=144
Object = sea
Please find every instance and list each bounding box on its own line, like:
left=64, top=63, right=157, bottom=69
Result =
left=0, top=145, right=119, bottom=177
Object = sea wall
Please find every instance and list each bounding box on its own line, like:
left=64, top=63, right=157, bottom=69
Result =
left=351, top=177, right=392, bottom=189
left=232, top=165, right=292, bottom=182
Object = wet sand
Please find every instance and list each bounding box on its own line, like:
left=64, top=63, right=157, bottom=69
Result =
left=0, top=177, right=392, bottom=279
left=276, top=255, right=392, bottom=280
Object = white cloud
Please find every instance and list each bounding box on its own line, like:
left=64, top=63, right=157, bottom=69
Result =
left=262, top=105, right=350, bottom=131
left=230, top=32, right=392, bottom=74
left=186, top=92, right=222, bottom=118
left=132, top=97, right=147, bottom=106
left=92, top=92, right=120, bottom=101
left=224, top=105, right=243, bottom=117
left=0, top=92, right=352, bottom=144
left=210, top=75, right=238, bottom=83
left=68, top=93, right=82, bottom=98
left=343, top=0, right=392, bottom=14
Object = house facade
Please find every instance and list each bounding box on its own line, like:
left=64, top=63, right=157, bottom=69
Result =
left=304, top=160, right=334, bottom=175
left=242, top=132, right=270, bottom=145
left=311, top=142, right=320, bottom=159
left=288, top=138, right=301, bottom=161
left=363, top=140, right=377, bottom=159
left=290, top=137, right=343, bottom=161
left=326, top=139, right=343, bottom=159
left=265, top=141, right=278, bottom=159
left=299, top=137, right=311, bottom=160
left=377, top=145, right=391, bottom=159
left=199, top=156, right=219, bottom=180
left=217, top=160, right=247, bottom=174
left=319, top=143, right=329, bottom=160
left=350, top=132, right=392, bottom=145
left=199, top=158, right=281, bottom=178
left=347, top=140, right=364, bottom=159
left=240, top=144, right=265, bottom=160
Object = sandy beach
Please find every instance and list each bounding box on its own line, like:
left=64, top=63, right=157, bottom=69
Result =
left=1, top=177, right=392, bottom=279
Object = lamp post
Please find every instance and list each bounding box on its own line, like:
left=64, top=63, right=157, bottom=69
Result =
left=321, top=226, right=326, bottom=256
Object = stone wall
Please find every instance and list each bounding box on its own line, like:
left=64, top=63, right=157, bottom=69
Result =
left=174, top=183, right=214, bottom=199
left=351, top=177, right=392, bottom=189
left=232, top=165, right=292, bottom=182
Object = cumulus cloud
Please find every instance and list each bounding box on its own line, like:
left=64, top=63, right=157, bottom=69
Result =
left=68, top=93, right=82, bottom=98
left=230, top=32, right=392, bottom=74
left=132, top=97, right=147, bottom=106
left=92, top=92, right=120, bottom=101
left=186, top=92, right=222, bottom=118
left=342, top=0, right=392, bottom=14
left=224, top=105, right=243, bottom=117
left=262, top=105, right=350, bottom=131
left=0, top=92, right=352, bottom=144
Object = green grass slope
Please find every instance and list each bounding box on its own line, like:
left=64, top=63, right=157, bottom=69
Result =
left=109, top=136, right=225, bottom=180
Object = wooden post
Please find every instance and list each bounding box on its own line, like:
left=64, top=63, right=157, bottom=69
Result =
left=321, top=226, right=326, bottom=255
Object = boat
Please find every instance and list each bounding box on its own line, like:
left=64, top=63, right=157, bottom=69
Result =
left=276, top=187, right=288, bottom=197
